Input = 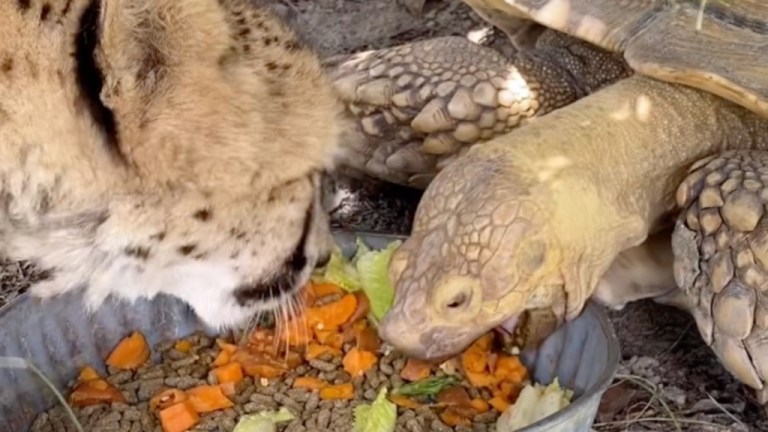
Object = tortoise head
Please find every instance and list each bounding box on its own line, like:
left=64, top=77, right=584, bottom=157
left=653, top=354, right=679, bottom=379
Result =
left=378, top=145, right=572, bottom=360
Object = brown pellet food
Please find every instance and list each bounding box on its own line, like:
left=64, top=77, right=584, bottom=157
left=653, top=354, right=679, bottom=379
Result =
left=31, top=282, right=532, bottom=431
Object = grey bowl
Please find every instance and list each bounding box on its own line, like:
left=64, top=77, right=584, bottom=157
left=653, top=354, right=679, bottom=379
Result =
left=0, top=231, right=620, bottom=432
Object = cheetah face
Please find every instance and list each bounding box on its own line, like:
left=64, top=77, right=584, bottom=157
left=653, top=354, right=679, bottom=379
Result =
left=12, top=0, right=344, bottom=330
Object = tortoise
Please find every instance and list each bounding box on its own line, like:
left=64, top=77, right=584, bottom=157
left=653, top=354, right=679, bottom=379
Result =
left=327, top=0, right=768, bottom=402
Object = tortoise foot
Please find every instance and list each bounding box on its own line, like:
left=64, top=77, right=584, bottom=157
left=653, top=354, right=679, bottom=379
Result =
left=673, top=150, right=768, bottom=393
left=325, top=32, right=630, bottom=189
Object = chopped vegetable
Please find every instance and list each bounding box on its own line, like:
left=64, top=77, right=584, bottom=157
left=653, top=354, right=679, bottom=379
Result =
left=150, top=389, right=188, bottom=411
left=316, top=248, right=362, bottom=292
left=186, top=385, right=235, bottom=413
left=76, top=366, right=100, bottom=382
left=158, top=399, right=199, bottom=432
left=342, top=347, right=378, bottom=377
left=211, top=362, right=244, bottom=386
left=353, top=387, right=396, bottom=432
left=319, top=383, right=355, bottom=400
left=496, top=378, right=573, bottom=430
left=304, top=343, right=342, bottom=360
left=306, top=293, right=358, bottom=330
left=292, top=377, right=328, bottom=391
left=68, top=377, right=127, bottom=407
left=399, top=358, right=432, bottom=382
left=461, top=333, right=493, bottom=374
left=439, top=407, right=471, bottom=427
left=354, top=323, right=380, bottom=353
left=392, top=375, right=459, bottom=397
left=310, top=282, right=344, bottom=297
left=388, top=394, right=423, bottom=410
left=354, top=240, right=400, bottom=322
left=105, top=331, right=150, bottom=370
left=233, top=407, right=295, bottom=432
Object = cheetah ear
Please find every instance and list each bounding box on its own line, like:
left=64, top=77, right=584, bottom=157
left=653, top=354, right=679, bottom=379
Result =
left=96, top=0, right=231, bottom=105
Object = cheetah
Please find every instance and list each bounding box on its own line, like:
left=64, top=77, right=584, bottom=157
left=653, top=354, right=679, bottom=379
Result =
left=0, top=0, right=346, bottom=329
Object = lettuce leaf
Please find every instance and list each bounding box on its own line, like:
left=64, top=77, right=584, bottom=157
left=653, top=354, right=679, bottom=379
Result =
left=353, top=387, right=397, bottom=432
left=233, top=407, right=295, bottom=432
left=355, top=240, right=401, bottom=323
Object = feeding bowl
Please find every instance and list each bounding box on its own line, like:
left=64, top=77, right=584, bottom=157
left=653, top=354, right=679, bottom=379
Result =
left=0, top=231, right=620, bottom=431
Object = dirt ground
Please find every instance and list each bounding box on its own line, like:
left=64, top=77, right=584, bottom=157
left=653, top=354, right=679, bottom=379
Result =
left=2, top=0, right=767, bottom=430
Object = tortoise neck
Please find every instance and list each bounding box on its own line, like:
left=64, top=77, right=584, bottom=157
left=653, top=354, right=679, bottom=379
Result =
left=499, top=75, right=768, bottom=248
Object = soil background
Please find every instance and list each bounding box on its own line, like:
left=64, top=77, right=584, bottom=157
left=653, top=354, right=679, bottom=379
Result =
left=2, top=0, right=768, bottom=431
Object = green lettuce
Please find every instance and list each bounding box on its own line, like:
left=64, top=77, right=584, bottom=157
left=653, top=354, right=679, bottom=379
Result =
left=353, top=387, right=397, bottom=432
left=233, top=407, right=295, bottom=432
left=355, top=240, right=401, bottom=323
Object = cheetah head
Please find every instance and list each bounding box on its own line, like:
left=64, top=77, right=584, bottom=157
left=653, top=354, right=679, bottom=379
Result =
left=20, top=0, right=345, bottom=330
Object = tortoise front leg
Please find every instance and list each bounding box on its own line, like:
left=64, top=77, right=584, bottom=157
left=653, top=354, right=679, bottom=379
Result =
left=326, top=30, right=631, bottom=188
left=673, top=150, right=768, bottom=402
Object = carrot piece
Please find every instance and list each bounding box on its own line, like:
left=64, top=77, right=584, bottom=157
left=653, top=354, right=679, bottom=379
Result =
left=292, top=377, right=329, bottom=391
left=159, top=399, right=199, bottom=432
left=106, top=331, right=151, bottom=370
left=150, top=389, right=188, bottom=412
left=389, top=394, right=423, bottom=409
left=494, top=355, right=528, bottom=383
left=306, top=294, right=358, bottom=330
left=69, top=378, right=127, bottom=407
left=305, top=343, right=342, bottom=360
left=460, top=333, right=493, bottom=374
left=216, top=339, right=238, bottom=354
left=212, top=350, right=232, bottom=367
left=277, top=316, right=313, bottom=346
left=314, top=329, right=344, bottom=349
left=400, top=359, right=432, bottom=382
left=174, top=340, right=193, bottom=354
left=319, top=383, right=355, bottom=400
left=77, top=366, right=101, bottom=382
left=310, top=282, right=344, bottom=298
left=219, top=382, right=237, bottom=397
left=342, top=347, right=378, bottom=377
left=186, top=385, right=234, bottom=413
left=231, top=350, right=288, bottom=378
left=211, top=362, right=244, bottom=386
left=342, top=292, right=370, bottom=330
left=439, top=407, right=471, bottom=427
left=470, top=398, right=490, bottom=414
left=464, top=370, right=499, bottom=388
left=488, top=396, right=510, bottom=412
left=355, top=325, right=380, bottom=353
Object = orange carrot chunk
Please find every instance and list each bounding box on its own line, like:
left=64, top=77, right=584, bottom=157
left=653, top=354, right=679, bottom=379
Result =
left=77, top=366, right=101, bottom=382
left=389, top=394, right=423, bottom=409
left=159, top=400, right=199, bottom=432
left=150, top=389, right=188, bottom=412
left=319, top=383, right=355, bottom=400
left=470, top=398, right=490, bottom=414
left=106, top=331, right=151, bottom=370
left=211, top=362, right=244, bottom=386
left=69, top=378, right=127, bottom=407
left=342, top=347, right=377, bottom=377
left=489, top=396, right=510, bottom=412
left=460, top=333, right=493, bottom=374
left=306, top=294, right=358, bottom=330
left=310, top=282, right=344, bottom=298
left=292, top=377, right=329, bottom=391
left=400, top=358, right=432, bottom=382
left=439, top=407, right=472, bottom=427
left=186, top=385, right=235, bottom=413
left=305, top=343, right=342, bottom=360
